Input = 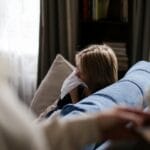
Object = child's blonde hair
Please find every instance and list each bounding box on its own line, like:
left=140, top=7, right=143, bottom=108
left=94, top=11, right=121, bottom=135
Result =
left=76, top=44, right=118, bottom=93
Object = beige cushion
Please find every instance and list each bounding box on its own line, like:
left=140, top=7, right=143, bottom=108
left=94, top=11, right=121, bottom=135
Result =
left=30, top=54, right=75, bottom=116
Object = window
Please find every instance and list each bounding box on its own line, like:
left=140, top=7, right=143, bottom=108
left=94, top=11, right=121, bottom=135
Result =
left=0, top=0, right=40, bottom=105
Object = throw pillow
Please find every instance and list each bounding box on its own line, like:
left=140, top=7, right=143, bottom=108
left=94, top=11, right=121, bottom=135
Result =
left=30, top=54, right=75, bottom=116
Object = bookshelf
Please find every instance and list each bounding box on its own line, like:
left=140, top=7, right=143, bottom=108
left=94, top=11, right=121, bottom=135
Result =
left=77, top=0, right=129, bottom=78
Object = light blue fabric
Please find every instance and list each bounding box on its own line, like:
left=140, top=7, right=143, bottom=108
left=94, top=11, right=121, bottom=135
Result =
left=60, top=61, right=150, bottom=150
left=61, top=61, right=150, bottom=117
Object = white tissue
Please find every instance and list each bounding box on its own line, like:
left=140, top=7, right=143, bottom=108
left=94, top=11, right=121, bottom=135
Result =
left=60, top=70, right=87, bottom=99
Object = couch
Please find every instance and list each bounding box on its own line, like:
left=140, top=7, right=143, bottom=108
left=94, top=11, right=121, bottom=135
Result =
left=31, top=55, right=150, bottom=150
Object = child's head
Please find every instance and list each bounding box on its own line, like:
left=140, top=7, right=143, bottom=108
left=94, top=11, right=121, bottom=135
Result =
left=75, top=44, right=118, bottom=93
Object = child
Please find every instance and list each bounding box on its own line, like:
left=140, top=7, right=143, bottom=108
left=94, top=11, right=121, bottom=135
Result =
left=43, top=44, right=118, bottom=118
left=70, top=44, right=118, bottom=103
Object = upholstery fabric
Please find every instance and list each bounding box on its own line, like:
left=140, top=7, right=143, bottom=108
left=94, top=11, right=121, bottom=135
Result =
left=30, top=54, right=74, bottom=116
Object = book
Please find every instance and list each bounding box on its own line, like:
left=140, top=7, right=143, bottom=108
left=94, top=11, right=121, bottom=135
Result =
left=82, top=0, right=90, bottom=21
left=92, top=0, right=110, bottom=21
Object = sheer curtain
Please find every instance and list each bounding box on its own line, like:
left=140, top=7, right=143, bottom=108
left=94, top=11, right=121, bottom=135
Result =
left=0, top=0, right=40, bottom=105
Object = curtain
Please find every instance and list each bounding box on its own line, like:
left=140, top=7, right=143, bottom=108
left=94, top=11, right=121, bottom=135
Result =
left=129, top=0, right=150, bottom=65
left=0, top=0, right=40, bottom=105
left=38, top=0, right=79, bottom=86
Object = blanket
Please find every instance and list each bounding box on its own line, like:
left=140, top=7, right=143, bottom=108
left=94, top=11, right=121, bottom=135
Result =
left=61, top=61, right=150, bottom=117
left=60, top=61, right=150, bottom=150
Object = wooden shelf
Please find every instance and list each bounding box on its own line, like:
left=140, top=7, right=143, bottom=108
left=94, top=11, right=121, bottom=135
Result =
left=77, top=0, right=130, bottom=78
left=78, top=20, right=128, bottom=49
